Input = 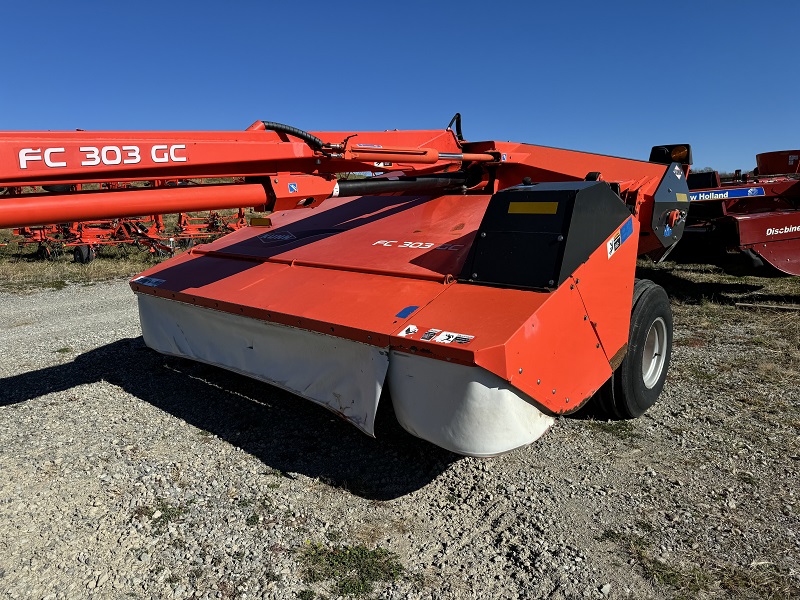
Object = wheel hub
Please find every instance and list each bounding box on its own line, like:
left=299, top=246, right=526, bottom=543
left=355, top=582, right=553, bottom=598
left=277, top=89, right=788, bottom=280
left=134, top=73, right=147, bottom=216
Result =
left=642, top=316, right=667, bottom=389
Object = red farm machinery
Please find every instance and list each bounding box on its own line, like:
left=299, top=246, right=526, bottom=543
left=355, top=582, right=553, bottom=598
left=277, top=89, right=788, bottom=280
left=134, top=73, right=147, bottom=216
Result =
left=1, top=179, right=247, bottom=262
left=0, top=118, right=692, bottom=456
left=684, top=150, right=800, bottom=275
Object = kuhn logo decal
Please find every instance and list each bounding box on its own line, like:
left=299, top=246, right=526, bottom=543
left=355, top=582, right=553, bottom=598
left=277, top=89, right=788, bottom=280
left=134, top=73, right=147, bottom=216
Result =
left=257, top=231, right=297, bottom=243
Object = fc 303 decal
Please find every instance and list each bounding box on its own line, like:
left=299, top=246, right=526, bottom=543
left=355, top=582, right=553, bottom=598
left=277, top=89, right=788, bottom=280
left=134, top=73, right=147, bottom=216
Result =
left=18, top=144, right=188, bottom=169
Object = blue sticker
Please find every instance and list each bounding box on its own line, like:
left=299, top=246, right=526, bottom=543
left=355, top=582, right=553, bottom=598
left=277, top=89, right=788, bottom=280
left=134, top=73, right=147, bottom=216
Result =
left=395, top=305, right=419, bottom=319
left=620, top=217, right=634, bottom=244
left=663, top=224, right=672, bottom=237
left=288, top=182, right=298, bottom=193
left=608, top=217, right=635, bottom=259
left=689, top=186, right=764, bottom=201
left=502, top=153, right=507, bottom=161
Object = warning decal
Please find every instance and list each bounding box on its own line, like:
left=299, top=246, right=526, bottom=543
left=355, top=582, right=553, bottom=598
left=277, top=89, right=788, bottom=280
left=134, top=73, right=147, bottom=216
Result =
left=415, top=328, right=475, bottom=344
left=398, top=324, right=418, bottom=337
left=433, top=331, right=475, bottom=344
left=607, top=217, right=634, bottom=259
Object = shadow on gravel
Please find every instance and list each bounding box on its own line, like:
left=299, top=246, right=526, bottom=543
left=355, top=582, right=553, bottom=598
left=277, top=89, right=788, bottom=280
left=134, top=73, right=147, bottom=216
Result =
left=0, top=337, right=459, bottom=500
left=636, top=265, right=800, bottom=305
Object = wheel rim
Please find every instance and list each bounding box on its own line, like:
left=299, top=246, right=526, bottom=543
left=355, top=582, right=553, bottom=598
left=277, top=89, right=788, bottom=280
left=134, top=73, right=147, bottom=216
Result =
left=642, top=316, right=667, bottom=389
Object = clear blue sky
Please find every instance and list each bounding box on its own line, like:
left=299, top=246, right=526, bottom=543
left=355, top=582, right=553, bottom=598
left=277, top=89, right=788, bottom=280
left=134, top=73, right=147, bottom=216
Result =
left=2, top=1, right=798, bottom=172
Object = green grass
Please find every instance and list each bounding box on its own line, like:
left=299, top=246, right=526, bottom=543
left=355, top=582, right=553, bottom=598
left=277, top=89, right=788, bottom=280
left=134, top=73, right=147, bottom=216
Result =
left=246, top=513, right=259, bottom=527
left=0, top=233, right=162, bottom=293
left=585, top=419, right=640, bottom=441
left=716, top=562, right=800, bottom=599
left=131, top=498, right=188, bottom=532
left=299, top=543, right=405, bottom=597
left=600, top=529, right=710, bottom=597
left=0, top=188, right=269, bottom=293
left=637, top=258, right=800, bottom=306
left=600, top=527, right=800, bottom=599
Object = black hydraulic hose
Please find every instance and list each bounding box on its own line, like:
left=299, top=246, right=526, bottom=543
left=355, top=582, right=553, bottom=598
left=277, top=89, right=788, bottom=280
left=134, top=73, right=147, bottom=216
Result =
left=446, top=113, right=464, bottom=142
left=263, top=116, right=466, bottom=152
left=261, top=121, right=326, bottom=151
left=337, top=173, right=468, bottom=197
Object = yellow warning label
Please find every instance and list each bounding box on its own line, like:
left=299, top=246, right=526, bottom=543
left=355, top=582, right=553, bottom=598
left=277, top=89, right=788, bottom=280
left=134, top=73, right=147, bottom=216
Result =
left=250, top=217, right=273, bottom=226
left=507, top=201, right=559, bottom=215
left=676, top=193, right=688, bottom=202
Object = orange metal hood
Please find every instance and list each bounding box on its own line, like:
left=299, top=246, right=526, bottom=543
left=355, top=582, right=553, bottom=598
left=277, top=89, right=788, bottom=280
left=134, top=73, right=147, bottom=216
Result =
left=131, top=192, right=637, bottom=415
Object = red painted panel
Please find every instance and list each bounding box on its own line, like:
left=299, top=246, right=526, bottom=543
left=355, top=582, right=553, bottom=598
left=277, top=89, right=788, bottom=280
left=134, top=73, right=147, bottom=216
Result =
left=186, top=194, right=492, bottom=281
left=734, top=211, right=800, bottom=275
left=756, top=150, right=800, bottom=175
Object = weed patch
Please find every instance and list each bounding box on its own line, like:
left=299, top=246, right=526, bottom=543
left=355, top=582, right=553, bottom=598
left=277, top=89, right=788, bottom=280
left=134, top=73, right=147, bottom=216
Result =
left=735, top=472, right=758, bottom=486
left=600, top=526, right=800, bottom=599
left=715, top=561, right=800, bottom=598
left=325, top=529, right=343, bottom=542
left=682, top=364, right=716, bottom=383
left=0, top=237, right=162, bottom=293
left=132, top=498, right=188, bottom=532
left=676, top=334, right=707, bottom=348
left=599, top=529, right=709, bottom=597
left=585, top=419, right=639, bottom=441
left=299, top=542, right=404, bottom=597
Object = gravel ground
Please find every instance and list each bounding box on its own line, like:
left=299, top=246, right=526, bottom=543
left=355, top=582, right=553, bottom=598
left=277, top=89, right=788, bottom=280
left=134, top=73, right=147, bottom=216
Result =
left=1, top=271, right=799, bottom=600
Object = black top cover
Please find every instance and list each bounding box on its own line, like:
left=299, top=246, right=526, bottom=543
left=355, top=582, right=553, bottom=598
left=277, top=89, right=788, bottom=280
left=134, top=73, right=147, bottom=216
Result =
left=460, top=181, right=632, bottom=290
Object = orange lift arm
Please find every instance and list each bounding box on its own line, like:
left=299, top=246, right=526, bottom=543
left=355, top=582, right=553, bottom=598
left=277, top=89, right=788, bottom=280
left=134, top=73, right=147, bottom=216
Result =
left=0, top=120, right=689, bottom=259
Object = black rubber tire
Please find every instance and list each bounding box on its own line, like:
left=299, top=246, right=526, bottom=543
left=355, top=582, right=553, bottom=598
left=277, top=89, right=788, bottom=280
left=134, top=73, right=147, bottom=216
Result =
left=73, top=244, right=95, bottom=264
left=598, top=279, right=673, bottom=419
left=42, top=184, right=74, bottom=193
left=37, top=245, right=53, bottom=260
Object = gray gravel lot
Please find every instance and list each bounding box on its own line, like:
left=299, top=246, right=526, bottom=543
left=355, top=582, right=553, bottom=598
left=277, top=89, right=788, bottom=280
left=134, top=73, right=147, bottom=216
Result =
left=1, top=273, right=798, bottom=599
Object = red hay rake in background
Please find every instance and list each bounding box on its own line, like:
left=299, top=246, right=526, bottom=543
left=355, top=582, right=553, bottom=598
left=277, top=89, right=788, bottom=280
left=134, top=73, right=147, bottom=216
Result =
left=684, top=150, right=800, bottom=275
left=1, top=179, right=247, bottom=262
